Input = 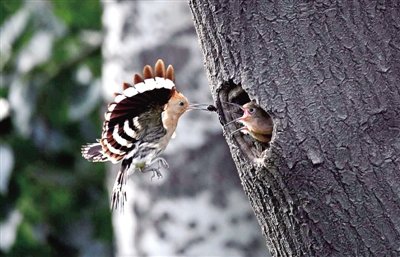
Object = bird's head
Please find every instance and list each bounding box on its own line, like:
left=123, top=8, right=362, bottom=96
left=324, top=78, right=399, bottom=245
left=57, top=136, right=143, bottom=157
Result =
left=166, top=89, right=214, bottom=118
left=166, top=90, right=190, bottom=117
left=224, top=101, right=263, bottom=124
left=240, top=102, right=261, bottom=123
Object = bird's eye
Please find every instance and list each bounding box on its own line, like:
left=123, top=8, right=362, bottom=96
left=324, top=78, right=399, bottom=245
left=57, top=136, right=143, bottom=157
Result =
left=179, top=102, right=185, bottom=106
left=248, top=108, right=255, bottom=113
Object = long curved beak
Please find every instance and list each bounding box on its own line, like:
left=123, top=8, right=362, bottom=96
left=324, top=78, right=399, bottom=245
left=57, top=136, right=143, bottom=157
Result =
left=187, top=103, right=216, bottom=111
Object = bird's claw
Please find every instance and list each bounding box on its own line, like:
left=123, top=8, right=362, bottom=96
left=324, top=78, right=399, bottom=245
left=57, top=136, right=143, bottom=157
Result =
left=151, top=169, right=163, bottom=181
left=142, top=167, right=163, bottom=181
left=141, top=157, right=168, bottom=181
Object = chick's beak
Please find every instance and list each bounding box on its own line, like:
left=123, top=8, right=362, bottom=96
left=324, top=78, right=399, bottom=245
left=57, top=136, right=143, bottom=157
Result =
left=241, top=109, right=251, bottom=120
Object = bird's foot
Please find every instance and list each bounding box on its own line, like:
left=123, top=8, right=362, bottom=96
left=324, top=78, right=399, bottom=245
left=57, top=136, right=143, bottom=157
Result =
left=141, top=158, right=169, bottom=180
left=151, top=168, right=163, bottom=180
left=152, top=157, right=169, bottom=169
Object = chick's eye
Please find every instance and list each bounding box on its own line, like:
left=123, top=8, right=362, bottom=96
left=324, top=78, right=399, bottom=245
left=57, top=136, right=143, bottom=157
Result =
left=248, top=108, right=255, bottom=113
left=179, top=102, right=185, bottom=106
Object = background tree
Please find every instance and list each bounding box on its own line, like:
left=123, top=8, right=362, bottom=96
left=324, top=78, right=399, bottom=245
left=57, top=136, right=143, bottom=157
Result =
left=102, top=1, right=268, bottom=256
left=189, top=0, right=400, bottom=256
left=1, top=1, right=112, bottom=256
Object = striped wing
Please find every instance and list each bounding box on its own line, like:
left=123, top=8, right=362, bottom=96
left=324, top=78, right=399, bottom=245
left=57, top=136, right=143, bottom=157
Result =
left=100, top=60, right=176, bottom=163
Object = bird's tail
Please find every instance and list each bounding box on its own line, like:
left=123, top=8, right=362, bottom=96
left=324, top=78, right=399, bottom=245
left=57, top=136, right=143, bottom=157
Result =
left=110, top=160, right=129, bottom=211
left=81, top=142, right=109, bottom=162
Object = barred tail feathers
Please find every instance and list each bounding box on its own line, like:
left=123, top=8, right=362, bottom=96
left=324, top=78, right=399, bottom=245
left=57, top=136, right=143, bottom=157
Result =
left=110, top=159, right=130, bottom=211
left=81, top=142, right=109, bottom=162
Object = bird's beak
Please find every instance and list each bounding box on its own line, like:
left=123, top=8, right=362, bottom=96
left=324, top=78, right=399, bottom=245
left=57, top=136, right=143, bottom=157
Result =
left=241, top=109, right=251, bottom=119
left=187, top=103, right=215, bottom=111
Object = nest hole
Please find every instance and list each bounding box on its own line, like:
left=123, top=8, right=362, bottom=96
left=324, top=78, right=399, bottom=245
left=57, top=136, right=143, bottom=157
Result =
left=217, top=80, right=272, bottom=160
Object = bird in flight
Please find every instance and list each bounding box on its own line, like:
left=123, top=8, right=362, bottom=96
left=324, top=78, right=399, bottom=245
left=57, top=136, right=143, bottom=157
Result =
left=82, top=59, right=215, bottom=211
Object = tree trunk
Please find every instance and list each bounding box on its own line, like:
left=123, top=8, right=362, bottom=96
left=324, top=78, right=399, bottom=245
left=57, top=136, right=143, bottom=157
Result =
left=189, top=0, right=400, bottom=256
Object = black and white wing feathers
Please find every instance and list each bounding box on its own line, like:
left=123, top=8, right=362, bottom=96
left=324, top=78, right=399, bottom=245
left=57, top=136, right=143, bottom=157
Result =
left=82, top=60, right=177, bottom=164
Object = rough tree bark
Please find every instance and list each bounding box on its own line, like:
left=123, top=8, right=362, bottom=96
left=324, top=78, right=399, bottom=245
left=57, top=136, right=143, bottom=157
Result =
left=190, top=0, right=400, bottom=256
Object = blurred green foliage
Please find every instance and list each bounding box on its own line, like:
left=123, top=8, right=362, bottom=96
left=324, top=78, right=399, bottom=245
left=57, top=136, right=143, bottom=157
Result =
left=1, top=0, right=112, bottom=256
left=1, top=0, right=23, bottom=25
left=52, top=0, right=102, bottom=30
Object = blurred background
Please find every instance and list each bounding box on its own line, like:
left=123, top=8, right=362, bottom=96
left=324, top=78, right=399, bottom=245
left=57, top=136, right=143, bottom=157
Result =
left=1, top=1, right=270, bottom=256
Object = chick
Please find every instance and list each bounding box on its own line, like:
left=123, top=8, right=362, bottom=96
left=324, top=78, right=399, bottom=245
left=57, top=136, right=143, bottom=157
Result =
left=224, top=101, right=273, bottom=143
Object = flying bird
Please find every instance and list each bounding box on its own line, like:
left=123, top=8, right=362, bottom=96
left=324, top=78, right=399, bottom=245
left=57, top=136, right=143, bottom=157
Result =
left=82, top=59, right=214, bottom=211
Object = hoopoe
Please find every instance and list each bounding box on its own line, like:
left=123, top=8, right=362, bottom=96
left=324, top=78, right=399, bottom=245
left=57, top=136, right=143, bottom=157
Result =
left=224, top=101, right=273, bottom=143
left=82, top=59, right=215, bottom=211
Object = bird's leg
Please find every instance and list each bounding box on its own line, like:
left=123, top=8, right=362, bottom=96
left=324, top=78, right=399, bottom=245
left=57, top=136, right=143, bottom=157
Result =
left=152, top=157, right=169, bottom=169
left=140, top=157, right=169, bottom=180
